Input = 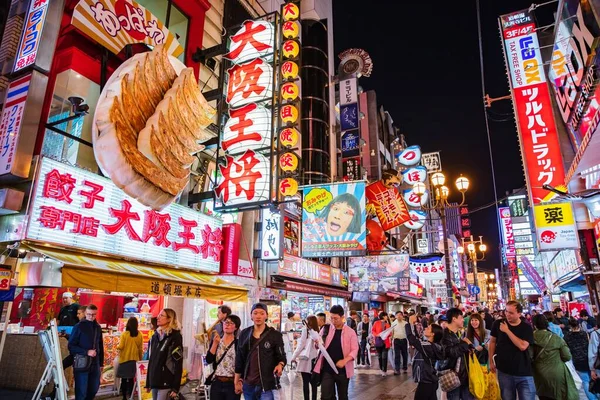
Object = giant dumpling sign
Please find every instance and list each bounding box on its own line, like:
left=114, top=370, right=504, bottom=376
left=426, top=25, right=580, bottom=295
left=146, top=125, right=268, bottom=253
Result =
left=93, top=45, right=216, bottom=210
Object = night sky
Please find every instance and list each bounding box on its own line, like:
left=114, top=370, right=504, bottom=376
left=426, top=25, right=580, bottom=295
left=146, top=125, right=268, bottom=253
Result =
left=333, top=0, right=557, bottom=272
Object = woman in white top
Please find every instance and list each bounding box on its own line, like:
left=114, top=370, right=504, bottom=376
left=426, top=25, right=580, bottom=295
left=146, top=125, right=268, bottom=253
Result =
left=206, top=314, right=241, bottom=400
left=291, top=315, right=320, bottom=400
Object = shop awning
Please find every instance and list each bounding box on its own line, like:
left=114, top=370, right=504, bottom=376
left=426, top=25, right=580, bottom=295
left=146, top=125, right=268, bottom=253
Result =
left=554, top=269, right=587, bottom=294
left=271, top=276, right=351, bottom=299
left=25, top=244, right=247, bottom=302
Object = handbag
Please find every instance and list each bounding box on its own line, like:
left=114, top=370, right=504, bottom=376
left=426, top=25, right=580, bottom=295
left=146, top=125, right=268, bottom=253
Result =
left=73, top=325, right=98, bottom=372
left=374, top=321, right=386, bottom=347
left=298, top=328, right=311, bottom=360
left=439, top=356, right=461, bottom=392
left=204, top=339, right=235, bottom=385
left=468, top=353, right=486, bottom=399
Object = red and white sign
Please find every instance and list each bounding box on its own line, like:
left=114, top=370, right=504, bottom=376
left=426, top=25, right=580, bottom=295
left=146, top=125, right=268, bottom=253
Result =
left=403, top=187, right=428, bottom=208
left=215, top=150, right=271, bottom=207
left=499, top=207, right=516, bottom=258
left=14, top=0, right=49, bottom=72
left=502, top=10, right=565, bottom=204
left=226, top=58, right=273, bottom=107
left=277, top=254, right=347, bottom=288
left=27, top=158, right=223, bottom=273
left=396, top=145, right=421, bottom=167
left=0, top=74, right=31, bottom=174
left=401, top=166, right=427, bottom=186
left=224, top=20, right=275, bottom=65
left=0, top=270, right=11, bottom=291
left=222, top=104, right=272, bottom=153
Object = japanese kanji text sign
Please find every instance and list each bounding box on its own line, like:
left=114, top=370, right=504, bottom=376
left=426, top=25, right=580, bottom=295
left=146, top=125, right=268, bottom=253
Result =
left=499, top=207, right=516, bottom=260
left=302, top=182, right=366, bottom=257
left=71, top=0, right=183, bottom=57
left=408, top=254, right=446, bottom=280
left=501, top=9, right=565, bottom=204
left=261, top=207, right=283, bottom=260
left=365, top=181, right=410, bottom=231
left=0, top=75, right=30, bottom=174
left=27, top=158, right=223, bottom=272
left=533, top=202, right=579, bottom=250
left=421, top=152, right=442, bottom=173
left=13, top=0, right=49, bottom=72
left=396, top=145, right=421, bottom=167
left=149, top=280, right=203, bottom=298
left=278, top=254, right=347, bottom=288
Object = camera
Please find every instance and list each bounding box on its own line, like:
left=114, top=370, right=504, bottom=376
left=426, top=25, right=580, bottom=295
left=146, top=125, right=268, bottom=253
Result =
left=68, top=96, right=90, bottom=116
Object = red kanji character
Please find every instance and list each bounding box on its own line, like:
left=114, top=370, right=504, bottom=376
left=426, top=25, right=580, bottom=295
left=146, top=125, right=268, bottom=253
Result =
left=199, top=225, right=223, bottom=261
left=143, top=210, right=172, bottom=248
left=63, top=211, right=82, bottom=233
left=43, top=169, right=76, bottom=204
left=408, top=171, right=420, bottom=182
left=215, top=150, right=263, bottom=203
left=102, top=200, right=141, bottom=241
left=282, top=3, right=298, bottom=19
left=226, top=59, right=267, bottom=104
left=282, top=83, right=296, bottom=96
left=281, top=61, right=295, bottom=75
left=225, top=21, right=270, bottom=61
left=280, top=128, right=294, bottom=142
left=423, top=266, right=429, bottom=273
left=281, top=105, right=294, bottom=119
left=408, top=193, right=420, bottom=203
left=282, top=21, right=297, bottom=33
left=403, top=151, right=416, bottom=161
left=173, top=217, right=200, bottom=254
left=222, top=103, right=262, bottom=151
left=77, top=217, right=100, bottom=237
left=38, top=206, right=64, bottom=229
left=33, top=0, right=47, bottom=8
left=280, top=153, right=294, bottom=168
left=431, top=266, right=437, bottom=273
left=283, top=40, right=297, bottom=53
left=79, top=180, right=105, bottom=209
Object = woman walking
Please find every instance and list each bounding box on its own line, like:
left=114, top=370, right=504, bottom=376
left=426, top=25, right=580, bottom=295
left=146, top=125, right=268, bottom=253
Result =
left=117, top=317, right=143, bottom=400
left=371, top=311, right=391, bottom=376
left=206, top=314, right=241, bottom=400
left=532, top=314, right=578, bottom=400
left=146, top=309, right=184, bottom=400
left=406, top=314, right=444, bottom=400
left=564, top=318, right=597, bottom=400
left=291, top=315, right=320, bottom=400
left=464, top=313, right=489, bottom=365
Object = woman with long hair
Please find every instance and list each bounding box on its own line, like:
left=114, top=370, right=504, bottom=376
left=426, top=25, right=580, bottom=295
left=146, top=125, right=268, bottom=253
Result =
left=146, top=309, right=184, bottom=400
left=531, top=314, right=578, bottom=400
left=371, top=311, right=391, bottom=377
left=206, top=314, right=241, bottom=400
left=465, top=313, right=490, bottom=365
left=291, top=315, right=320, bottom=400
left=117, top=317, right=144, bottom=400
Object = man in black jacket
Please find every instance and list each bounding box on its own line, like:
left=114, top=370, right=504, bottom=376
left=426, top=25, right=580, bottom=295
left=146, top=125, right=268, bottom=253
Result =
left=440, top=308, right=472, bottom=400
left=235, top=303, right=286, bottom=398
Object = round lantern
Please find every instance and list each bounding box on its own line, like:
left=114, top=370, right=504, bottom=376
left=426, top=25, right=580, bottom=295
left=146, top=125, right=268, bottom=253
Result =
left=279, top=177, right=299, bottom=197
left=280, top=104, right=298, bottom=124
left=279, top=152, right=299, bottom=172
left=280, top=127, right=300, bottom=147
left=282, top=3, right=300, bottom=21
left=281, top=61, right=299, bottom=80
left=282, top=21, right=300, bottom=39
left=281, top=82, right=299, bottom=101
left=282, top=40, right=300, bottom=59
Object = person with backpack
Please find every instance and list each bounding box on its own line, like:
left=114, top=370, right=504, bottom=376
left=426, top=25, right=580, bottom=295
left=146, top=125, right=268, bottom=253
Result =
left=371, top=311, right=391, bottom=376
left=290, top=316, right=320, bottom=400
left=235, top=303, right=286, bottom=399
left=406, top=314, right=445, bottom=400
left=565, top=318, right=596, bottom=400
left=206, top=314, right=241, bottom=400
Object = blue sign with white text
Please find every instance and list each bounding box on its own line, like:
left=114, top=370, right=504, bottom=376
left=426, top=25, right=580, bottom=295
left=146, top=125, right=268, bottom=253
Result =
left=340, top=103, right=359, bottom=131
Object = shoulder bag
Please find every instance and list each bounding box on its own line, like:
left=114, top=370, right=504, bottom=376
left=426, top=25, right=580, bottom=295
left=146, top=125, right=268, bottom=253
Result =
left=310, top=324, right=331, bottom=387
left=374, top=321, right=386, bottom=347
left=439, top=356, right=461, bottom=392
left=204, top=339, right=236, bottom=385
left=73, top=324, right=98, bottom=372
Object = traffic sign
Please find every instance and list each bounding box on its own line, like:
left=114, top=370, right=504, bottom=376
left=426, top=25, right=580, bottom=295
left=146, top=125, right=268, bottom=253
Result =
left=469, top=285, right=481, bottom=295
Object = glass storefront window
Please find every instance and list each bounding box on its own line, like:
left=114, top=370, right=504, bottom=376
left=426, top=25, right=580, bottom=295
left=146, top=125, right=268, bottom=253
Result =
left=43, top=70, right=99, bottom=172
left=168, top=4, right=189, bottom=62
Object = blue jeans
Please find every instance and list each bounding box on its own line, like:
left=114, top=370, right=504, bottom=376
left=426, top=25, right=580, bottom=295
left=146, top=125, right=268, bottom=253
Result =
left=497, top=370, right=536, bottom=400
left=242, top=383, right=275, bottom=400
left=447, top=383, right=473, bottom=400
left=578, top=370, right=599, bottom=400
left=74, top=363, right=100, bottom=400
left=211, top=379, right=240, bottom=400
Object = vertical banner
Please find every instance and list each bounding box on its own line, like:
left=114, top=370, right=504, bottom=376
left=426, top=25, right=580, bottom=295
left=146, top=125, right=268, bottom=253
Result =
left=500, top=10, right=565, bottom=204
left=261, top=207, right=283, bottom=260
left=0, top=74, right=31, bottom=174
left=13, top=0, right=50, bottom=72
left=302, top=181, right=366, bottom=257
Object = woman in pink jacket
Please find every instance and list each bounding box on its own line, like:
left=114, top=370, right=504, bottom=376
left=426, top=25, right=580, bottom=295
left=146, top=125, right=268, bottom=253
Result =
left=313, top=305, right=358, bottom=400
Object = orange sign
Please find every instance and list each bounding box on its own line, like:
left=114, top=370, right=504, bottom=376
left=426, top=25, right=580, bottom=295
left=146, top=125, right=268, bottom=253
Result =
left=279, top=177, right=298, bottom=197
left=279, top=152, right=299, bottom=172
left=365, top=181, right=411, bottom=231
left=280, top=104, right=299, bottom=124
left=281, top=82, right=299, bottom=101
left=282, top=3, right=300, bottom=21
left=283, top=40, right=300, bottom=58
left=282, top=21, right=300, bottom=39
left=281, top=61, right=299, bottom=79
left=280, top=127, right=299, bottom=147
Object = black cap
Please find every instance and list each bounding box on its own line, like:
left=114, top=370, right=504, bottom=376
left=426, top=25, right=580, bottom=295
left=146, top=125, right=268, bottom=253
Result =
left=251, top=302, right=268, bottom=313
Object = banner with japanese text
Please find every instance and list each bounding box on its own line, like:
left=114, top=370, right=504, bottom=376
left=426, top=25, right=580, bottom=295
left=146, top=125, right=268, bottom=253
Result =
left=533, top=202, right=579, bottom=251
left=302, top=181, right=366, bottom=257
left=501, top=9, right=565, bottom=204
left=408, top=254, right=446, bottom=280
left=365, top=181, right=410, bottom=230
left=26, top=158, right=223, bottom=273
left=348, top=254, right=410, bottom=293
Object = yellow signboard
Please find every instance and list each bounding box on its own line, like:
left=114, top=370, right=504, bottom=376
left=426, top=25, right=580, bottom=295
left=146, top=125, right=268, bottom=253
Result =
left=71, top=0, right=184, bottom=57
left=533, top=202, right=575, bottom=227
left=533, top=202, right=579, bottom=250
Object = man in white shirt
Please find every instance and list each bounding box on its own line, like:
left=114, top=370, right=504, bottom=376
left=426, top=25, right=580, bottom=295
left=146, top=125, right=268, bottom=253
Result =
left=392, top=311, right=408, bottom=374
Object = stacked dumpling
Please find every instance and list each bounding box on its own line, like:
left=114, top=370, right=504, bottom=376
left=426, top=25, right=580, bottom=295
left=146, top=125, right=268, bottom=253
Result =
left=94, top=45, right=215, bottom=210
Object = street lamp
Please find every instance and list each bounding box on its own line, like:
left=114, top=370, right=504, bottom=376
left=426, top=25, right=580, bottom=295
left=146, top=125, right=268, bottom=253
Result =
left=460, top=235, right=486, bottom=301
left=416, top=171, right=469, bottom=307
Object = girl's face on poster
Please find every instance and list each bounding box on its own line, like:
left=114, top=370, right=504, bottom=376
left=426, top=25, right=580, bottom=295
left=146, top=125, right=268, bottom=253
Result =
left=326, top=201, right=355, bottom=236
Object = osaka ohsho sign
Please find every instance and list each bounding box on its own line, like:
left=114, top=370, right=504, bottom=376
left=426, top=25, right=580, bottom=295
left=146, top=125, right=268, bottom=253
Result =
left=26, top=158, right=223, bottom=273
left=501, top=10, right=565, bottom=204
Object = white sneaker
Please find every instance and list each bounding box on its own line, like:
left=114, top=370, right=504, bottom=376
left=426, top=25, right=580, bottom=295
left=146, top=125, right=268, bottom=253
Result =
left=380, top=371, right=386, bottom=376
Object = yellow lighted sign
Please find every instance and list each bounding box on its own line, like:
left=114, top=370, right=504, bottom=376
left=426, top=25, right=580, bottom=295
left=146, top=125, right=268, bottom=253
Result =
left=533, top=202, right=575, bottom=227
left=280, top=104, right=298, bottom=124
left=280, top=127, right=300, bottom=147
left=279, top=152, right=299, bottom=172
left=283, top=40, right=300, bottom=59
left=282, top=20, right=300, bottom=39
left=282, top=3, right=300, bottom=21
left=280, top=177, right=299, bottom=197
left=281, top=61, right=299, bottom=80
left=281, top=82, right=299, bottom=101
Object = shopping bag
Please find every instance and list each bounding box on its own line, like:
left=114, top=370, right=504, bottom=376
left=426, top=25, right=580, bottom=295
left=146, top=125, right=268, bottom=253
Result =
left=565, top=360, right=582, bottom=391
left=482, top=370, right=501, bottom=400
left=468, top=353, right=486, bottom=399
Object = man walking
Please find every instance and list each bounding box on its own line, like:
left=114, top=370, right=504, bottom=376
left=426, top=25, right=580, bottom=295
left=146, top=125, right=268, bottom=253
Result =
left=235, top=303, right=286, bottom=399
left=68, top=304, right=104, bottom=400
left=441, top=308, right=472, bottom=400
left=392, top=311, right=408, bottom=374
left=313, top=305, right=358, bottom=400
left=489, top=300, right=535, bottom=400
left=357, top=313, right=370, bottom=367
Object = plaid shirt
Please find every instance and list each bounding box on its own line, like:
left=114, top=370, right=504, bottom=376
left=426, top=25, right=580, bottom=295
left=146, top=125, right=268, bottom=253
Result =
left=549, top=322, right=564, bottom=338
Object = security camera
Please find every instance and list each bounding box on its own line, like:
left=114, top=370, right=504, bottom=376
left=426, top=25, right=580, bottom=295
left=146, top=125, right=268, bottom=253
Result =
left=68, top=96, right=89, bottom=116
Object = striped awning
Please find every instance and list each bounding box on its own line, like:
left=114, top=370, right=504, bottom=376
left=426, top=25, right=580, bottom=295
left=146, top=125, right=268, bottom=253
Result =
left=25, top=243, right=247, bottom=302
